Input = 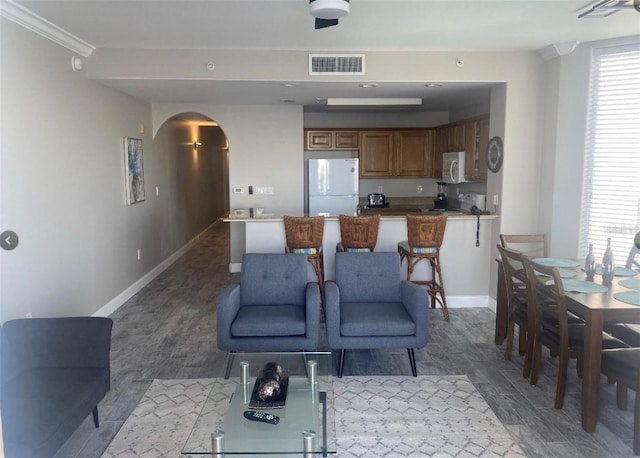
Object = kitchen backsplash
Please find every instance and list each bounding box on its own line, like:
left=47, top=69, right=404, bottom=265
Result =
left=360, top=178, right=486, bottom=199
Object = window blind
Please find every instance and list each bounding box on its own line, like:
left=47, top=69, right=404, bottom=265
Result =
left=579, top=43, right=640, bottom=262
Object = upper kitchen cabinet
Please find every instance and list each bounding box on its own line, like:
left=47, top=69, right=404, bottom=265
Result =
left=305, top=129, right=359, bottom=150
left=359, top=131, right=395, bottom=177
left=395, top=130, right=435, bottom=177
left=360, top=129, right=435, bottom=178
left=433, top=127, right=449, bottom=179
left=438, top=114, right=490, bottom=182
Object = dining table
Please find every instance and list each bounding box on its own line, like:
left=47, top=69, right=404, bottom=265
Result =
left=495, top=258, right=640, bottom=432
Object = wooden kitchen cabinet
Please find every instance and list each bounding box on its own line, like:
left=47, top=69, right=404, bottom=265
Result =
left=359, top=131, right=395, bottom=177
left=463, top=117, right=490, bottom=181
left=360, top=129, right=435, bottom=178
left=433, top=127, right=448, bottom=179
left=395, top=130, right=434, bottom=177
left=447, top=124, right=466, bottom=151
left=305, top=129, right=359, bottom=150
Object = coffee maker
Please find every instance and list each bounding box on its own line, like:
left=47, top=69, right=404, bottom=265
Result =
left=434, top=182, right=448, bottom=210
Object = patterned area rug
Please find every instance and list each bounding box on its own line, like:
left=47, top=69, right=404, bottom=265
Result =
left=102, top=375, right=525, bottom=457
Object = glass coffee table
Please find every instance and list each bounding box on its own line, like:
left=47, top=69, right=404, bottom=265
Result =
left=182, top=352, right=336, bottom=456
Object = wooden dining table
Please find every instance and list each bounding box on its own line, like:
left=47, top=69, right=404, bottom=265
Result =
left=495, top=259, right=640, bottom=432
left=564, top=272, right=640, bottom=432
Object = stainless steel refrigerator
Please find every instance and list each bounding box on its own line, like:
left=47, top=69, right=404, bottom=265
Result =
left=308, top=158, right=359, bottom=215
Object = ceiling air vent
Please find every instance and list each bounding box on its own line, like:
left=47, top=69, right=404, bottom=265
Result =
left=309, top=54, right=365, bottom=75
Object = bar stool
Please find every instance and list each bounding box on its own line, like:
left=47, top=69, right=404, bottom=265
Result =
left=397, top=213, right=449, bottom=321
left=283, top=215, right=325, bottom=318
left=336, top=214, right=380, bottom=252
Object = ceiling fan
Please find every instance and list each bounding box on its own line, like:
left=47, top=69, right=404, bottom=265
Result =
left=310, top=0, right=350, bottom=29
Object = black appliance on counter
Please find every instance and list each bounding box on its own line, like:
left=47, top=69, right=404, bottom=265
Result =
left=434, top=182, right=448, bottom=210
left=367, top=193, right=388, bottom=208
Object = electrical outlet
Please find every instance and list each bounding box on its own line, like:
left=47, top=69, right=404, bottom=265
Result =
left=137, top=249, right=141, bottom=261
left=155, top=186, right=159, bottom=197
left=233, top=187, right=244, bottom=194
left=377, top=186, right=383, bottom=193
left=417, top=185, right=423, bottom=194
left=26, top=312, right=32, bottom=318
left=492, top=194, right=499, bottom=206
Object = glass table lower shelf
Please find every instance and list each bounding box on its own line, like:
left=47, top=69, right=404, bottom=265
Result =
left=181, top=352, right=336, bottom=456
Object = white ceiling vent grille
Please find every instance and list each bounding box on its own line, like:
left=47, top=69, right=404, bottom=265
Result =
left=309, top=54, right=365, bottom=75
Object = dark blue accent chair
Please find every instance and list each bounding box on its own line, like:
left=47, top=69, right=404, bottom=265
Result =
left=325, top=252, right=429, bottom=377
left=216, top=253, right=321, bottom=364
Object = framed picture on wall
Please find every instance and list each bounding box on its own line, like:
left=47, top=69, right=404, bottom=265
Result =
left=124, top=137, right=145, bottom=205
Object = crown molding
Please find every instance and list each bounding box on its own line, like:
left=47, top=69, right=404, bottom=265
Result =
left=0, top=0, right=95, bottom=57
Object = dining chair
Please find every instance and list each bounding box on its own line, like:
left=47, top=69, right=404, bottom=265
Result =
left=522, top=257, right=627, bottom=409
left=499, top=234, right=548, bottom=258
left=397, top=213, right=449, bottom=321
left=599, top=347, right=640, bottom=455
left=496, top=244, right=532, bottom=375
left=336, top=214, right=380, bottom=252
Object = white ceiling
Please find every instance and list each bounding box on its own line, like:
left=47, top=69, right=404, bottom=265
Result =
left=12, top=0, right=640, bottom=111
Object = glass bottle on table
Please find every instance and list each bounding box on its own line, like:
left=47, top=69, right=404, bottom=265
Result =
left=601, top=237, right=615, bottom=285
left=584, top=243, right=596, bottom=281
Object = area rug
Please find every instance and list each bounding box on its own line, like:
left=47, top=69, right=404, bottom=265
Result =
left=102, top=375, right=525, bottom=457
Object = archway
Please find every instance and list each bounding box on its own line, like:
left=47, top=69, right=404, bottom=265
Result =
left=153, top=112, right=230, bottom=239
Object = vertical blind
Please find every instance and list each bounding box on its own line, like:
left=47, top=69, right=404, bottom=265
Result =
left=579, top=43, right=640, bottom=262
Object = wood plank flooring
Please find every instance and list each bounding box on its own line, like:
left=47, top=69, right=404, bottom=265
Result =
left=55, top=221, right=637, bottom=457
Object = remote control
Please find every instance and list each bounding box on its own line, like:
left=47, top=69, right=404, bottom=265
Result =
left=243, top=410, right=279, bottom=425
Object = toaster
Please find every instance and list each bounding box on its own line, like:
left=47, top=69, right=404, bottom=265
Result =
left=367, top=193, right=387, bottom=208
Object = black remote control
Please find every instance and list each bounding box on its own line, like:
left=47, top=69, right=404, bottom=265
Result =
left=243, top=410, right=279, bottom=425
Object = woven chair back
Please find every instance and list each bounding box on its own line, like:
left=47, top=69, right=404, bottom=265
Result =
left=339, top=214, right=380, bottom=249
left=283, top=216, right=325, bottom=249
left=406, top=214, right=447, bottom=248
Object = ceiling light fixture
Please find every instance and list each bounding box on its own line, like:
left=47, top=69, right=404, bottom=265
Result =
left=578, top=0, right=635, bottom=18
left=326, top=98, right=422, bottom=106
left=280, top=99, right=297, bottom=103
left=282, top=82, right=299, bottom=88
left=359, top=83, right=378, bottom=88
left=425, top=83, right=444, bottom=88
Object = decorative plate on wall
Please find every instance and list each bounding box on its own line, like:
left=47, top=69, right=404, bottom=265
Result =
left=486, top=136, right=504, bottom=173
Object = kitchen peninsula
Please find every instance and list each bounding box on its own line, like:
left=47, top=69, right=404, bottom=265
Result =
left=223, top=211, right=498, bottom=309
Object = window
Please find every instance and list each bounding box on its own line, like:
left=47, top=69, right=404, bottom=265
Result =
left=579, top=43, right=640, bottom=261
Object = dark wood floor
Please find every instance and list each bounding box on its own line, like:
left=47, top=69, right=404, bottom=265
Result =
left=55, top=221, right=636, bottom=457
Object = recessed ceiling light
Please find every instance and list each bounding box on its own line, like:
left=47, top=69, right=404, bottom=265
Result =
left=359, top=83, right=378, bottom=88
left=282, top=82, right=299, bottom=88
left=425, top=83, right=444, bottom=88
left=280, top=99, right=297, bottom=103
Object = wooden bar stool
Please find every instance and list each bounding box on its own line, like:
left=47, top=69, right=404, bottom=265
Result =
left=283, top=215, right=325, bottom=318
left=397, top=213, right=449, bottom=321
left=336, top=214, right=380, bottom=252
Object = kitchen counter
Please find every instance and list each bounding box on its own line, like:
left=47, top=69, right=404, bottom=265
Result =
left=222, top=210, right=498, bottom=308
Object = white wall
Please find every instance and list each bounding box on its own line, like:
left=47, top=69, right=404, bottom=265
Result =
left=0, top=20, right=222, bottom=321
left=540, top=35, right=640, bottom=259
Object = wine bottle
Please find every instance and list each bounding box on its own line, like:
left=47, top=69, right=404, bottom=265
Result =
left=601, top=238, right=615, bottom=284
left=584, top=243, right=596, bottom=281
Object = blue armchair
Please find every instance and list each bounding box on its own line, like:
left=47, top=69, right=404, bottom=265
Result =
left=216, top=253, right=321, bottom=369
left=324, top=252, right=429, bottom=377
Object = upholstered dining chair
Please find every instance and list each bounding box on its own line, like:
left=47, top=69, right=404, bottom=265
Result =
left=216, top=253, right=321, bottom=377
left=336, top=214, right=380, bottom=252
left=599, top=347, right=640, bottom=455
left=397, top=213, right=449, bottom=321
left=496, top=244, right=532, bottom=376
left=522, top=257, right=627, bottom=409
left=324, top=251, right=429, bottom=378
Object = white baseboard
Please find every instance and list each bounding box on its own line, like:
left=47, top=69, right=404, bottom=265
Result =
left=93, top=221, right=218, bottom=318
left=446, top=295, right=494, bottom=309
